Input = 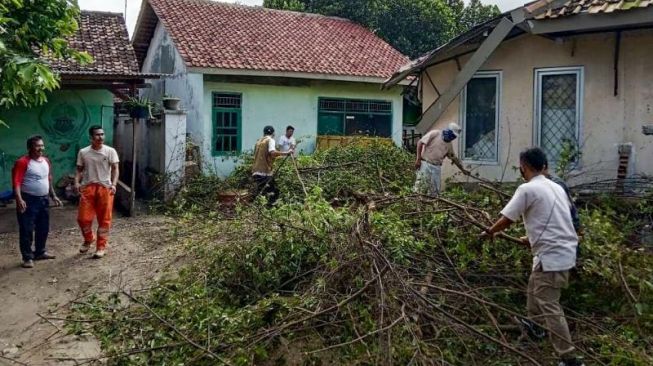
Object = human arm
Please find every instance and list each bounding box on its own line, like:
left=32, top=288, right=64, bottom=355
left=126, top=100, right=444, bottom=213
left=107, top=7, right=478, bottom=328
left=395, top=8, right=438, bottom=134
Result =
left=415, top=140, right=424, bottom=170
left=271, top=149, right=293, bottom=158
left=74, top=150, right=84, bottom=193
left=479, top=215, right=514, bottom=240
left=446, top=143, right=469, bottom=174
left=14, top=186, right=26, bottom=213
left=74, top=166, right=84, bottom=193
left=480, top=186, right=528, bottom=244
left=110, top=163, right=119, bottom=195
left=12, top=157, right=28, bottom=213
left=46, top=160, right=61, bottom=206
left=449, top=153, right=469, bottom=174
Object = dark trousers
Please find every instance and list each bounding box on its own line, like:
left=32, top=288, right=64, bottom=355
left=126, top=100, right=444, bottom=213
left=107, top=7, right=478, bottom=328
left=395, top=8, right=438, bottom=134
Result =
left=17, top=193, right=50, bottom=261
left=253, top=175, right=279, bottom=206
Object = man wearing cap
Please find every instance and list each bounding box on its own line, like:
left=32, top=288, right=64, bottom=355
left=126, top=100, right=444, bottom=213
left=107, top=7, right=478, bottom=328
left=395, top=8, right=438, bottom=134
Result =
left=252, top=125, right=293, bottom=205
left=413, top=123, right=467, bottom=196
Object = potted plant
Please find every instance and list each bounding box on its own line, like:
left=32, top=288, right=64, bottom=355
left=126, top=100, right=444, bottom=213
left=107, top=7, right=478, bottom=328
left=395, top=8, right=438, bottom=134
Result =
left=125, top=97, right=154, bottom=119
left=162, top=94, right=181, bottom=110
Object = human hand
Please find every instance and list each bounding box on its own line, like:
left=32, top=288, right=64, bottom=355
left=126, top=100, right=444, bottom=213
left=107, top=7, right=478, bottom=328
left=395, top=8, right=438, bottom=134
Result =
left=52, top=196, right=63, bottom=207
left=17, top=199, right=27, bottom=214
left=414, top=160, right=421, bottom=170
left=74, top=182, right=81, bottom=194
left=109, top=185, right=117, bottom=195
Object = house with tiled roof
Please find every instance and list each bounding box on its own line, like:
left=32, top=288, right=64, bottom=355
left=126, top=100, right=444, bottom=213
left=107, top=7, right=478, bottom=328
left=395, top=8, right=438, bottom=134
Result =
left=0, top=11, right=156, bottom=195
left=385, top=0, right=653, bottom=187
left=132, top=0, right=409, bottom=176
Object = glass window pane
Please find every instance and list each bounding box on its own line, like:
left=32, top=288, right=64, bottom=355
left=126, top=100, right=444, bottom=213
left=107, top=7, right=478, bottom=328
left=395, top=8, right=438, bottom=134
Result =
left=344, top=114, right=392, bottom=137
left=214, top=109, right=240, bottom=153
left=464, top=76, right=497, bottom=161
left=539, top=73, right=578, bottom=162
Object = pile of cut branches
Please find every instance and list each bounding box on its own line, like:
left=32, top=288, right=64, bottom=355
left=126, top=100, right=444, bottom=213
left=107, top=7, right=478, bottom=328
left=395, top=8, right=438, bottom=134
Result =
left=70, top=143, right=653, bottom=365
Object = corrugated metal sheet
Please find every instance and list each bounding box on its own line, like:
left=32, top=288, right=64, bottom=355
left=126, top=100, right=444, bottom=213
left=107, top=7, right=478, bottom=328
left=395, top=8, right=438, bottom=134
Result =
left=537, top=0, right=653, bottom=19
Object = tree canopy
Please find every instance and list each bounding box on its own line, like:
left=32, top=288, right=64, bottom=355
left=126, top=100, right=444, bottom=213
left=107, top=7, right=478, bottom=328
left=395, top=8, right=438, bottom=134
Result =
left=263, top=0, right=500, bottom=59
left=0, top=0, right=92, bottom=126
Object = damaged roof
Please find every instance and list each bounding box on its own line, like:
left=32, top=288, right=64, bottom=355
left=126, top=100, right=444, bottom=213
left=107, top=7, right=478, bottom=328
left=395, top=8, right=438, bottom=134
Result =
left=132, top=0, right=408, bottom=80
left=537, top=0, right=653, bottom=19
left=384, top=0, right=653, bottom=87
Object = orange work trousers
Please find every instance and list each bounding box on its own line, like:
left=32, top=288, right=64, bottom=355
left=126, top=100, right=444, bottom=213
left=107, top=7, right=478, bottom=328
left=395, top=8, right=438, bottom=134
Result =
left=77, top=183, right=114, bottom=251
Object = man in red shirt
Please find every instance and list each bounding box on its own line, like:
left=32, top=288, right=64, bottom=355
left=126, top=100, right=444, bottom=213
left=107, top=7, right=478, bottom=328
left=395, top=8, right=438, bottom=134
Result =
left=12, top=136, right=62, bottom=268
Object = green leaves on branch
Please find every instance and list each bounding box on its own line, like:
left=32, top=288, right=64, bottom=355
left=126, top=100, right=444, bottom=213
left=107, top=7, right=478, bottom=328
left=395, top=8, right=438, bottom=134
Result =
left=0, top=0, right=93, bottom=123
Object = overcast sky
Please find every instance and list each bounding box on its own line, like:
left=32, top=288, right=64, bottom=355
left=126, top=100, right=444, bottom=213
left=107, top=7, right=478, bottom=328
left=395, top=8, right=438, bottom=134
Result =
left=79, top=0, right=525, bottom=36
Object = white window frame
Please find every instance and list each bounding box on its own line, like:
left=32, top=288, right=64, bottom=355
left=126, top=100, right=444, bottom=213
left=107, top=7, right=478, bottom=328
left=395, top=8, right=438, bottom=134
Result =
left=460, top=71, right=502, bottom=165
left=533, top=66, right=584, bottom=153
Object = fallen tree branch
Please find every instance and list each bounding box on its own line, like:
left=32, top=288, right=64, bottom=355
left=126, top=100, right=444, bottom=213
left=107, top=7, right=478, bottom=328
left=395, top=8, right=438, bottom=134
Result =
left=121, top=289, right=231, bottom=365
left=307, top=309, right=405, bottom=354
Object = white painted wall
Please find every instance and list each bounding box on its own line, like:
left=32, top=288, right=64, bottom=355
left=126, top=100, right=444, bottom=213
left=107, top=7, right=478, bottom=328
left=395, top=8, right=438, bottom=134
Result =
left=201, top=81, right=404, bottom=177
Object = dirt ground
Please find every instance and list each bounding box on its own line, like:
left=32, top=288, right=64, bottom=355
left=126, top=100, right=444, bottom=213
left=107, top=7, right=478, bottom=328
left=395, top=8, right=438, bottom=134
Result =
left=0, top=203, right=177, bottom=365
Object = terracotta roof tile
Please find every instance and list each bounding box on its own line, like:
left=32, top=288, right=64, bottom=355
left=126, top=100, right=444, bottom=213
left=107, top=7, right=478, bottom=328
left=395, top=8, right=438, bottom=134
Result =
left=146, top=0, right=408, bottom=79
left=536, top=0, right=653, bottom=19
left=47, top=11, right=143, bottom=77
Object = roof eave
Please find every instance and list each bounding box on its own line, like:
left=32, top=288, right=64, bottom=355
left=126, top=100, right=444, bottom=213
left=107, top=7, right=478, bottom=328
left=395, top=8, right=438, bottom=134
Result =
left=382, top=0, right=602, bottom=89
left=59, top=72, right=166, bottom=80
left=189, top=67, right=410, bottom=85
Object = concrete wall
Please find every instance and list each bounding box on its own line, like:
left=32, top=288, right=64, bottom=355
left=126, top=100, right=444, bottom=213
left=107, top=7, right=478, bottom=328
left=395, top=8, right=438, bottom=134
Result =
left=140, top=21, right=204, bottom=141
left=421, top=29, right=653, bottom=184
left=140, top=22, right=405, bottom=178
left=113, top=111, right=186, bottom=200
left=0, top=89, right=114, bottom=193
left=201, top=81, right=404, bottom=177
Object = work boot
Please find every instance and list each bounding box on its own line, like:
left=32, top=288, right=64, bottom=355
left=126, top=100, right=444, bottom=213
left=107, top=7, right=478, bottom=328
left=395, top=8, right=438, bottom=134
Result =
left=558, top=357, right=585, bottom=366
left=34, top=253, right=56, bottom=260
left=22, top=260, right=34, bottom=268
left=92, top=249, right=105, bottom=259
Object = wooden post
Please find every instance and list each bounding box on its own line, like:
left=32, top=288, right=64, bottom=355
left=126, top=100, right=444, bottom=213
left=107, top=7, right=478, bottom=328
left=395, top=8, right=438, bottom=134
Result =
left=130, top=117, right=138, bottom=216
left=129, top=83, right=137, bottom=216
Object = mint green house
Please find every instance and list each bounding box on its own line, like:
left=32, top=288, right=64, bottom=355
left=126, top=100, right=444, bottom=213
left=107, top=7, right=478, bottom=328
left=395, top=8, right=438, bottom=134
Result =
left=133, top=0, right=409, bottom=177
left=0, top=11, right=156, bottom=195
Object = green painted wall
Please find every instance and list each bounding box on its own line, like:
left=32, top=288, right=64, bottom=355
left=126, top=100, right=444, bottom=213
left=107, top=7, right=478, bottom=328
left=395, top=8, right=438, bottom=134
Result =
left=0, top=89, right=114, bottom=193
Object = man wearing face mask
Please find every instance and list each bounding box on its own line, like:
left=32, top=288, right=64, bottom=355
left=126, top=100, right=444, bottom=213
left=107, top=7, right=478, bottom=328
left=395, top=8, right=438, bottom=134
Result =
left=480, top=147, right=583, bottom=366
left=413, top=122, right=467, bottom=196
left=74, top=125, right=120, bottom=259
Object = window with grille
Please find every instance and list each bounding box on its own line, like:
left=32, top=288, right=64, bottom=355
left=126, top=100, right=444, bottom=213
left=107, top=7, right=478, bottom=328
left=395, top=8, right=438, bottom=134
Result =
left=535, top=67, right=583, bottom=164
left=213, top=93, right=241, bottom=108
left=317, top=98, right=392, bottom=137
left=461, top=72, right=500, bottom=163
left=212, top=92, right=242, bottom=155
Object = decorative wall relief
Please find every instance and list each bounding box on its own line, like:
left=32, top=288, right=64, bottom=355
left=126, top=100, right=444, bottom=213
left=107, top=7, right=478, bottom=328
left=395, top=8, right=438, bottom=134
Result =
left=39, top=92, right=90, bottom=143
